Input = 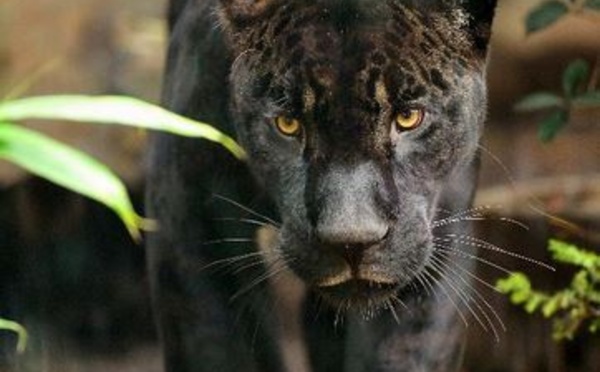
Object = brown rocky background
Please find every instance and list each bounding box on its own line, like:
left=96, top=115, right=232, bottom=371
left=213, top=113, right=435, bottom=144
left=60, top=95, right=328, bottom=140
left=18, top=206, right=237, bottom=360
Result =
left=0, top=0, right=598, bottom=371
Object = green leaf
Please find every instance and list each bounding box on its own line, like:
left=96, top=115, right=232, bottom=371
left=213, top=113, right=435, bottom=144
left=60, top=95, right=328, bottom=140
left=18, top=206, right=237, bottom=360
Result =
left=573, top=91, right=600, bottom=106
left=0, top=95, right=246, bottom=160
left=514, top=92, right=564, bottom=112
left=496, top=272, right=535, bottom=304
left=538, top=110, right=568, bottom=142
left=549, top=239, right=600, bottom=270
left=0, top=318, right=28, bottom=354
left=563, top=60, right=590, bottom=98
left=0, top=122, right=147, bottom=240
left=572, top=271, right=590, bottom=295
left=496, top=272, right=531, bottom=293
left=525, top=294, right=546, bottom=313
left=542, top=295, right=562, bottom=317
left=526, top=1, right=569, bottom=34
left=584, top=0, right=600, bottom=10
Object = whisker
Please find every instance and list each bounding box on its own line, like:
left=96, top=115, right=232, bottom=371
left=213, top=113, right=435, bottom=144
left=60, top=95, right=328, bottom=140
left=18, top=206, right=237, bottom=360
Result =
left=334, top=300, right=347, bottom=329
left=230, top=260, right=289, bottom=302
left=412, top=269, right=435, bottom=299
left=428, top=259, right=488, bottom=332
left=433, top=209, right=529, bottom=232
left=231, top=258, right=272, bottom=276
left=433, top=205, right=497, bottom=227
left=454, top=276, right=506, bottom=338
left=433, top=245, right=513, bottom=275
left=444, top=258, right=503, bottom=294
left=437, top=205, right=495, bottom=218
left=212, top=194, right=281, bottom=227
left=198, top=251, right=264, bottom=273
left=211, top=217, right=271, bottom=228
left=431, top=256, right=505, bottom=341
left=440, top=234, right=555, bottom=272
left=386, top=300, right=401, bottom=325
left=393, top=295, right=409, bottom=310
left=496, top=216, right=530, bottom=231
left=421, top=268, right=469, bottom=328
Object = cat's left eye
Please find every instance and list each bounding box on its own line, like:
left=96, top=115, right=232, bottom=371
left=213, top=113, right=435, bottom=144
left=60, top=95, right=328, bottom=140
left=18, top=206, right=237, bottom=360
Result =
left=394, top=109, right=425, bottom=132
left=274, top=116, right=302, bottom=137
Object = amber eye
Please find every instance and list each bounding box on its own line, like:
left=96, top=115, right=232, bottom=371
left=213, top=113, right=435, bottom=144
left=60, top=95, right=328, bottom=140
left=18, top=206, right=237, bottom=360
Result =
left=274, top=116, right=302, bottom=136
left=395, top=109, right=425, bottom=131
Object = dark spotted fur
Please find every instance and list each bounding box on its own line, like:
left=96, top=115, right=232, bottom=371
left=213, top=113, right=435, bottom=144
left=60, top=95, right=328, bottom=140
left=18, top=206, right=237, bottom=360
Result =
left=147, top=1, right=497, bottom=371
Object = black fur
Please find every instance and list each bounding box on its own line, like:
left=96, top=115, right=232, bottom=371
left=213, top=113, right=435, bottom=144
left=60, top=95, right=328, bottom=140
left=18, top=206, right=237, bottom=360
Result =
left=146, top=1, right=497, bottom=371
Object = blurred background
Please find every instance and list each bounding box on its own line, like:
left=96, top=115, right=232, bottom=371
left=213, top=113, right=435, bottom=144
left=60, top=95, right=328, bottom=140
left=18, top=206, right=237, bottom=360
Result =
left=0, top=0, right=598, bottom=371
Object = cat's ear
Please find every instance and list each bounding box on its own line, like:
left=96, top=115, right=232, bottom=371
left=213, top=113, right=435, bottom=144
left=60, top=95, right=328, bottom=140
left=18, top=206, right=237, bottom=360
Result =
left=219, top=0, right=278, bottom=25
left=461, top=0, right=497, bottom=55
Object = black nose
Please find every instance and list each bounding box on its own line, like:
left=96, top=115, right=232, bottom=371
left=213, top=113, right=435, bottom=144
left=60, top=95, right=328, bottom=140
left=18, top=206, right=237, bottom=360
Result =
left=309, top=161, right=392, bottom=267
left=316, top=218, right=389, bottom=269
left=315, top=221, right=389, bottom=247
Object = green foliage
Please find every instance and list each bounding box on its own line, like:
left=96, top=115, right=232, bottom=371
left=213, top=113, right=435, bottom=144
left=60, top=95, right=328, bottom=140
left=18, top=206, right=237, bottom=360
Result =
left=515, top=58, right=599, bottom=142
left=526, top=1, right=569, bottom=34
left=0, top=122, right=147, bottom=239
left=497, top=240, right=600, bottom=340
left=0, top=95, right=245, bottom=240
left=562, top=59, right=590, bottom=98
left=0, top=318, right=27, bottom=354
left=515, top=59, right=597, bottom=142
left=0, top=96, right=245, bottom=159
left=537, top=110, right=569, bottom=142
left=526, top=0, right=600, bottom=34
left=0, top=94, right=246, bottom=354
left=516, top=2, right=600, bottom=142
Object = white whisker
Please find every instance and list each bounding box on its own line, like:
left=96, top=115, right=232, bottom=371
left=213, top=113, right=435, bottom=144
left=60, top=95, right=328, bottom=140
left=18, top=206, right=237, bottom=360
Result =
left=421, top=268, right=469, bottom=328
left=440, top=234, right=555, bottom=271
left=211, top=217, right=272, bottom=228
left=212, top=194, right=281, bottom=227
left=230, top=260, right=289, bottom=302
left=431, top=255, right=505, bottom=342
left=198, top=251, right=264, bottom=273
left=433, top=245, right=513, bottom=275
left=428, top=259, right=488, bottom=333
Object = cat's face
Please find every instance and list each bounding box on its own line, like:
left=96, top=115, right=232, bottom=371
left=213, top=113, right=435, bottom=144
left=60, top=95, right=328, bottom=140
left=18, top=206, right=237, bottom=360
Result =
left=219, top=0, right=495, bottom=313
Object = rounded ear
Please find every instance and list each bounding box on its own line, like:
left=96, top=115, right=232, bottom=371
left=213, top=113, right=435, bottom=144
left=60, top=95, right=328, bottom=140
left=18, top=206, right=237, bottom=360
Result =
left=462, top=0, right=497, bottom=54
left=219, top=0, right=278, bottom=24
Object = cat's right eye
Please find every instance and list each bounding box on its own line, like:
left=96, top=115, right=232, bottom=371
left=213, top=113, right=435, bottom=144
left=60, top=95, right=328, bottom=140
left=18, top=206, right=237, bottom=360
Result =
left=394, top=108, right=425, bottom=132
left=274, top=116, right=302, bottom=137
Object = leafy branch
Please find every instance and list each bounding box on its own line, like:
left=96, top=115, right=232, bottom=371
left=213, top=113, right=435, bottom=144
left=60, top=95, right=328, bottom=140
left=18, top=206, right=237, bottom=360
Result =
left=497, top=240, right=600, bottom=340
left=515, top=0, right=600, bottom=142
left=515, top=57, right=600, bottom=142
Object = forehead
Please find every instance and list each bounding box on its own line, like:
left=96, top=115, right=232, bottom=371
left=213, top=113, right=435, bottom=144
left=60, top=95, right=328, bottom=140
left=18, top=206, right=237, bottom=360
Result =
left=244, top=2, right=469, bottom=69
left=242, top=1, right=471, bottom=101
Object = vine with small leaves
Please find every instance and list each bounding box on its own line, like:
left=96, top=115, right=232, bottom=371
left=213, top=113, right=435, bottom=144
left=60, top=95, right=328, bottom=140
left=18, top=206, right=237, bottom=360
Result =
left=497, top=240, right=600, bottom=341
left=495, top=0, right=600, bottom=342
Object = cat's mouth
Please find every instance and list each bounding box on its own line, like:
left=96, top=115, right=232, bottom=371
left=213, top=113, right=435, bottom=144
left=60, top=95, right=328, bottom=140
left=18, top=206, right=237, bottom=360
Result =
left=315, top=277, right=400, bottom=307
left=317, top=279, right=399, bottom=307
